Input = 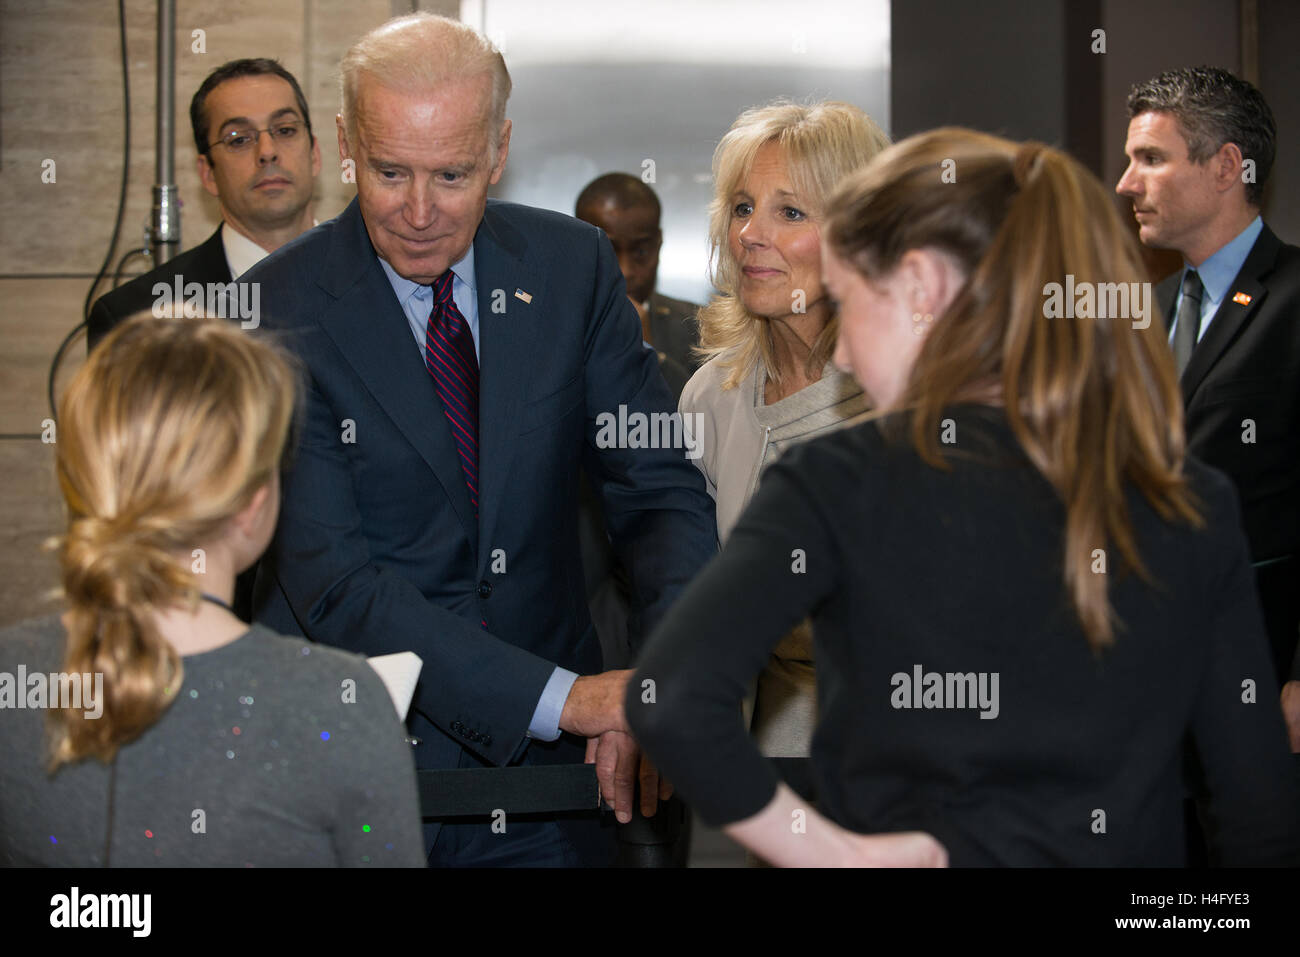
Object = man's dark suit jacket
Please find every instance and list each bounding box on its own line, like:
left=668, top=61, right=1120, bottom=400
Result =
left=1156, top=223, right=1300, bottom=682
left=582, top=294, right=698, bottom=668
left=86, top=226, right=231, bottom=351
left=86, top=225, right=259, bottom=624
left=647, top=291, right=702, bottom=376
left=246, top=197, right=718, bottom=863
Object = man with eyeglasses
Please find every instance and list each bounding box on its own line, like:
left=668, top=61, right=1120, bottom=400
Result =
left=86, top=59, right=321, bottom=624
left=88, top=58, right=322, bottom=352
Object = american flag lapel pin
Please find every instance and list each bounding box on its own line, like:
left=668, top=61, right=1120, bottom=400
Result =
left=514, top=288, right=533, bottom=304
left=1232, top=291, right=1252, bottom=305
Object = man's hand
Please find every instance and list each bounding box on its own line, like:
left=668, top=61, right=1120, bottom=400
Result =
left=558, top=669, right=632, bottom=738
left=1281, top=680, right=1300, bottom=752
left=584, top=730, right=672, bottom=823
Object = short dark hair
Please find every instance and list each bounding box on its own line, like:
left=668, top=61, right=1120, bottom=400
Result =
left=575, top=173, right=661, bottom=221
left=190, top=58, right=314, bottom=157
left=1126, top=66, right=1275, bottom=206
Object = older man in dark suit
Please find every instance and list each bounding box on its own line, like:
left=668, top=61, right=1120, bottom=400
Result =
left=246, top=13, right=716, bottom=866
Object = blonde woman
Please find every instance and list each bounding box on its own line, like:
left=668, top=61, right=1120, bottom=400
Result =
left=0, top=317, right=423, bottom=866
left=631, top=129, right=1299, bottom=866
left=681, top=100, right=890, bottom=758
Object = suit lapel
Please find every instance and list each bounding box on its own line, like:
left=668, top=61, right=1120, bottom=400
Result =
left=313, top=199, right=480, bottom=550
left=196, top=226, right=234, bottom=283
left=473, top=203, right=547, bottom=553
left=1180, top=226, right=1280, bottom=402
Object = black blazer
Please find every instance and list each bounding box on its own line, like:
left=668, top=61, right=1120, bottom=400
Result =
left=647, top=291, right=701, bottom=375
left=246, top=198, right=717, bottom=862
left=628, top=407, right=1300, bottom=865
left=1156, top=223, right=1300, bottom=678
left=86, top=226, right=231, bottom=351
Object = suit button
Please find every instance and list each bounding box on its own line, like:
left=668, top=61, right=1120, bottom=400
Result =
left=482, top=734, right=493, bottom=746
left=477, top=580, right=493, bottom=599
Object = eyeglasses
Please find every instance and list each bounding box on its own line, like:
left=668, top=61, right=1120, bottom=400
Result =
left=208, top=120, right=306, bottom=153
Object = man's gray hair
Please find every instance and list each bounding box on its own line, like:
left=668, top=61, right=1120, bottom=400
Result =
left=340, top=12, right=511, bottom=152
left=1127, top=66, right=1275, bottom=207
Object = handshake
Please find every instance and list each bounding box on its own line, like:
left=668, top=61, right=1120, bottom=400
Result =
left=559, top=669, right=669, bottom=824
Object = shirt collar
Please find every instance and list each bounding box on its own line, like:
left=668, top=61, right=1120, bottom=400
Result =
left=220, top=219, right=320, bottom=279
left=220, top=222, right=270, bottom=279
left=378, top=245, right=476, bottom=306
left=1187, top=215, right=1263, bottom=304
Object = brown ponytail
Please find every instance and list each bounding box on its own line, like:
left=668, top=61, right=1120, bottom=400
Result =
left=48, top=317, right=297, bottom=768
left=826, top=128, right=1201, bottom=651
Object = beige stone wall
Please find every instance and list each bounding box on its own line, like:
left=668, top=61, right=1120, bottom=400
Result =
left=0, top=0, right=456, bottom=625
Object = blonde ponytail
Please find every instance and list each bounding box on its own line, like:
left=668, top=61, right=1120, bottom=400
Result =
left=48, top=317, right=297, bottom=768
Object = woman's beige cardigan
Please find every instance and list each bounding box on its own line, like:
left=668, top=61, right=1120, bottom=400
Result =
left=679, top=352, right=872, bottom=756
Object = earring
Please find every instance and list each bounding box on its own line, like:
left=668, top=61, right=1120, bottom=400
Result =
left=912, top=312, right=933, bottom=335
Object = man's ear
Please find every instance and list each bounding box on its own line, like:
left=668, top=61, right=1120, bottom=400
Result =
left=1213, top=141, right=1245, bottom=194
left=489, top=118, right=512, bottom=184
left=310, top=133, right=322, bottom=180
left=656, top=228, right=664, bottom=252
left=336, top=112, right=352, bottom=167
left=197, top=152, right=220, bottom=198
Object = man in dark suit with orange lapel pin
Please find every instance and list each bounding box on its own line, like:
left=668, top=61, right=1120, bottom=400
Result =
left=1118, top=66, right=1300, bottom=750
left=246, top=12, right=717, bottom=866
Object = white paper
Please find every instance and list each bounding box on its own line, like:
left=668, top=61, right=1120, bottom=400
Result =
left=366, top=651, right=423, bottom=718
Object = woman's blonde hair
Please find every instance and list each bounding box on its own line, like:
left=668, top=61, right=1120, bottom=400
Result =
left=48, top=317, right=297, bottom=769
left=698, top=99, right=891, bottom=390
left=825, top=127, right=1201, bottom=651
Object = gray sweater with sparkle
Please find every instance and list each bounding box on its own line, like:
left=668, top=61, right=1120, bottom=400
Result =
left=0, top=615, right=424, bottom=867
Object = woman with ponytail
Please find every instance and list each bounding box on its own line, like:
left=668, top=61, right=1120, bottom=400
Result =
left=627, top=129, right=1300, bottom=867
left=0, top=317, right=423, bottom=866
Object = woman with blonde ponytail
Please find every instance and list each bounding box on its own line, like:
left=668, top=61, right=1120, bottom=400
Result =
left=0, top=317, right=423, bottom=866
left=629, top=129, right=1300, bottom=867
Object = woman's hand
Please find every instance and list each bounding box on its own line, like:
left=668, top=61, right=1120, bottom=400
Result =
left=834, top=829, right=949, bottom=868
left=724, top=781, right=950, bottom=867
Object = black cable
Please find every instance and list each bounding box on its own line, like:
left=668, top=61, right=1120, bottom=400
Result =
left=47, top=0, right=131, bottom=420
left=112, top=247, right=151, bottom=289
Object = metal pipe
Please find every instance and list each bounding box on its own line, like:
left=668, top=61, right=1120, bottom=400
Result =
left=149, top=0, right=179, bottom=265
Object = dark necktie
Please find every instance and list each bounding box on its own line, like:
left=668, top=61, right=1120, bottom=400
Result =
left=423, top=270, right=479, bottom=510
left=1172, top=270, right=1203, bottom=375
